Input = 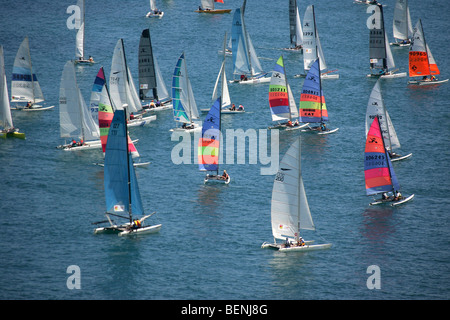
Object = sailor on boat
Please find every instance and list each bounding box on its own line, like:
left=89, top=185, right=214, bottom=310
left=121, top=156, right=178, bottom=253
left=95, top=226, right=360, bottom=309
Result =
left=221, top=170, right=229, bottom=180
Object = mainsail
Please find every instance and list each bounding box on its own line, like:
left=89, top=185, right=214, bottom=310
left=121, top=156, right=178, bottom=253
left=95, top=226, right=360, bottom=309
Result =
left=138, top=28, right=169, bottom=103
left=271, top=137, right=314, bottom=242
left=104, top=109, right=144, bottom=222
left=0, top=46, right=14, bottom=131
left=365, top=80, right=400, bottom=153
left=289, top=0, right=303, bottom=48
left=299, top=59, right=327, bottom=123
left=11, top=37, right=44, bottom=104
left=409, top=19, right=440, bottom=78
left=364, top=116, right=400, bottom=196
left=231, top=7, right=264, bottom=79
left=198, top=97, right=221, bottom=172
left=109, top=39, right=143, bottom=116
left=302, top=5, right=327, bottom=72
left=172, top=52, right=199, bottom=124
left=59, top=61, right=99, bottom=142
left=269, top=56, right=297, bottom=122
left=392, top=0, right=413, bottom=44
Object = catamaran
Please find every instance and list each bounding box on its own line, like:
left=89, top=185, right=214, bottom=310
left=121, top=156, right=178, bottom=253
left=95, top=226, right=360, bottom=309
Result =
left=10, top=37, right=54, bottom=111
left=170, top=52, right=201, bottom=133
left=299, top=59, right=339, bottom=135
left=296, top=5, right=338, bottom=79
left=365, top=116, right=414, bottom=206
left=146, top=0, right=164, bottom=18
left=109, top=39, right=156, bottom=126
left=283, top=0, right=303, bottom=52
left=198, top=97, right=230, bottom=184
left=367, top=3, right=406, bottom=78
left=202, top=33, right=243, bottom=115
left=391, top=0, right=413, bottom=46
left=365, top=80, right=412, bottom=162
left=93, top=108, right=161, bottom=236
left=138, top=29, right=172, bottom=112
left=408, top=19, right=448, bottom=85
left=195, top=0, right=231, bottom=14
left=73, top=0, right=94, bottom=65
left=261, top=137, right=332, bottom=252
left=58, top=61, right=100, bottom=150
left=93, top=67, right=149, bottom=167
left=268, top=55, right=308, bottom=131
left=230, top=4, right=270, bottom=84
left=0, top=46, right=25, bottom=139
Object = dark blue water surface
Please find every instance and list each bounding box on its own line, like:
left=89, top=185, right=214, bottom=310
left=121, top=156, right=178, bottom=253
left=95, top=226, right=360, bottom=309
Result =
left=0, top=0, right=448, bottom=300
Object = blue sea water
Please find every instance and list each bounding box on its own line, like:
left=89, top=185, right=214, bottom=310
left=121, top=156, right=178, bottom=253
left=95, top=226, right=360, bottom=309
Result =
left=0, top=0, right=449, bottom=301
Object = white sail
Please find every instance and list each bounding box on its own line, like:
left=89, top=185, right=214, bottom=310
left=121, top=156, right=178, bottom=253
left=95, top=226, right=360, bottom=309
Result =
left=150, top=0, right=157, bottom=11
left=289, top=0, right=303, bottom=47
left=59, top=61, right=99, bottom=142
left=109, top=39, right=142, bottom=115
left=75, top=0, right=85, bottom=59
left=302, top=5, right=327, bottom=71
left=11, top=37, right=44, bottom=104
left=287, top=84, right=298, bottom=119
left=271, top=138, right=314, bottom=242
left=393, top=0, right=413, bottom=42
left=200, top=0, right=214, bottom=10
left=365, top=80, right=400, bottom=152
left=212, top=61, right=231, bottom=109
left=0, top=46, right=14, bottom=131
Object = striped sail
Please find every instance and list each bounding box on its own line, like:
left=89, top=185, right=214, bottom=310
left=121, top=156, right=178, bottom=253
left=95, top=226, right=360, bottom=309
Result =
left=299, top=59, right=327, bottom=123
left=364, top=116, right=400, bottom=195
left=269, top=56, right=290, bottom=121
left=104, top=109, right=144, bottom=220
left=198, top=97, right=221, bottom=172
left=95, top=67, right=139, bottom=157
left=271, top=137, right=314, bottom=242
left=172, top=52, right=198, bottom=124
left=11, top=37, right=44, bottom=103
left=409, top=19, right=440, bottom=77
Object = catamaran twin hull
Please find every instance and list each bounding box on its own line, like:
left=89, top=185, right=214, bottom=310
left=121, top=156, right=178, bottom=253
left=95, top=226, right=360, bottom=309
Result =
left=408, top=79, right=449, bottom=86
left=58, top=140, right=102, bottom=151
left=261, top=241, right=332, bottom=252
left=94, top=224, right=162, bottom=236
left=369, top=194, right=415, bottom=206
left=366, top=72, right=407, bottom=79
left=268, top=123, right=309, bottom=131
left=229, top=77, right=271, bottom=85
left=295, top=73, right=339, bottom=79
left=11, top=105, right=55, bottom=111
left=204, top=174, right=230, bottom=185
left=390, top=153, right=413, bottom=162
left=128, top=114, right=156, bottom=127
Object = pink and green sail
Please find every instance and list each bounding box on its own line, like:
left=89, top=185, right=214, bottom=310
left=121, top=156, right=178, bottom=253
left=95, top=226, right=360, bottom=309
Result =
left=95, top=67, right=138, bottom=157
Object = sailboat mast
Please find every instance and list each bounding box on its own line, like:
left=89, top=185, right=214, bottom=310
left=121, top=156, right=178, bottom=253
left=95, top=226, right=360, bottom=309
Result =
left=380, top=5, right=388, bottom=71
left=25, top=37, right=37, bottom=104
left=183, top=52, right=193, bottom=124
left=241, top=7, right=253, bottom=78
left=317, top=56, right=323, bottom=123
left=296, top=137, right=301, bottom=242
left=419, top=19, right=432, bottom=77
left=124, top=107, right=133, bottom=223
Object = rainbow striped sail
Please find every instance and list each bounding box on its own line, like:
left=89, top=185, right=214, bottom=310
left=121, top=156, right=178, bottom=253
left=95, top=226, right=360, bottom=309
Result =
left=299, top=59, right=328, bottom=123
left=364, top=116, right=399, bottom=195
left=198, top=97, right=221, bottom=172
left=269, top=56, right=290, bottom=121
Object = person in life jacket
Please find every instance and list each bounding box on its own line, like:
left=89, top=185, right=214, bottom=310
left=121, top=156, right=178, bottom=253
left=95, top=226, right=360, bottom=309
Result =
left=131, top=219, right=142, bottom=229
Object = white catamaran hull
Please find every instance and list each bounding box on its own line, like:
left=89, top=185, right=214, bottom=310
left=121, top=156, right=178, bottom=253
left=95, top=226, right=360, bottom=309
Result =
left=230, top=77, right=271, bottom=85
left=261, top=241, right=331, bottom=252
left=295, top=73, right=339, bottom=79
left=369, top=194, right=415, bottom=206
left=367, top=72, right=407, bottom=79
left=390, top=153, right=412, bottom=162
left=268, top=122, right=310, bottom=131
left=128, top=114, right=156, bottom=127
left=59, top=140, right=102, bottom=151
left=201, top=108, right=244, bottom=114
left=301, top=127, right=339, bottom=135
left=204, top=174, right=230, bottom=185
left=408, top=79, right=449, bottom=86
left=94, top=223, right=161, bottom=236
left=170, top=123, right=202, bottom=133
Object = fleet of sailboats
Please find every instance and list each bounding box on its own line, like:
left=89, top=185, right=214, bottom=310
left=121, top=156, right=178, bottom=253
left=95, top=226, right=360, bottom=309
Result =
left=5, top=2, right=439, bottom=242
